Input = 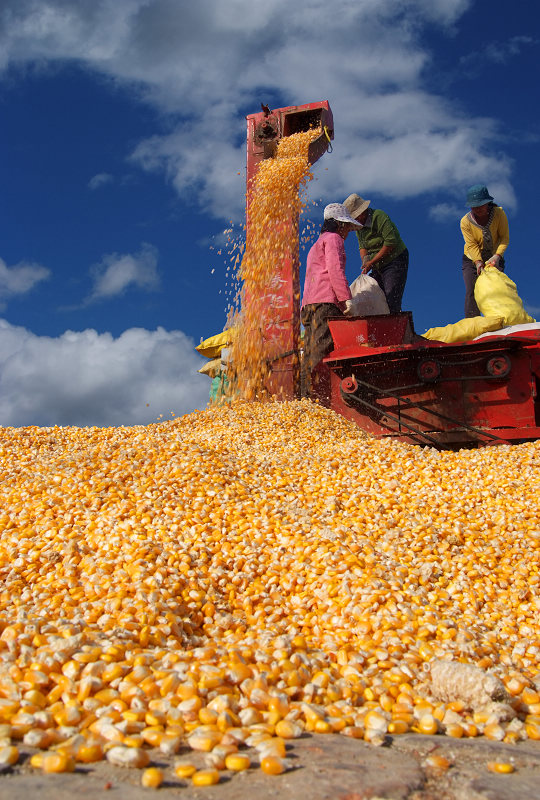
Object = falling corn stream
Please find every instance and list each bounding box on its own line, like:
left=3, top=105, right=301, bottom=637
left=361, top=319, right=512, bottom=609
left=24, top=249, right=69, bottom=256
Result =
left=228, top=128, right=318, bottom=400
left=0, top=133, right=539, bottom=785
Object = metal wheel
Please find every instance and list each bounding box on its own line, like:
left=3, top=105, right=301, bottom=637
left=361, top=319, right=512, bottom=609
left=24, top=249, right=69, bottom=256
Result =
left=341, top=375, right=359, bottom=394
left=486, top=354, right=511, bottom=378
left=417, top=359, right=441, bottom=382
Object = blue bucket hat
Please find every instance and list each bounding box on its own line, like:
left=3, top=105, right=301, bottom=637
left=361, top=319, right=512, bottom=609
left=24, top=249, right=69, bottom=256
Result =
left=466, top=184, right=494, bottom=208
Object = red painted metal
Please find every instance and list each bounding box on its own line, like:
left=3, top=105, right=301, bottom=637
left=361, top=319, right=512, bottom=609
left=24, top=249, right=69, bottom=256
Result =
left=244, top=104, right=540, bottom=448
left=324, top=315, right=540, bottom=448
left=245, top=102, right=334, bottom=399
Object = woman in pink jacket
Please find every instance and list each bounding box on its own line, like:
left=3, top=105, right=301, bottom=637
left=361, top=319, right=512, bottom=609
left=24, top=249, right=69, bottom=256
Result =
left=301, top=203, right=362, bottom=402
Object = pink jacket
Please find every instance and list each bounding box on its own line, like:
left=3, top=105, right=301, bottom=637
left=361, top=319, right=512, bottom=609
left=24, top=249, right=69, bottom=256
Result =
left=301, top=232, right=352, bottom=309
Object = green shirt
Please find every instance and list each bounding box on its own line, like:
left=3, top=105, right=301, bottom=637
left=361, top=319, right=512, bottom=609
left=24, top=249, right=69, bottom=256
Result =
left=209, top=373, right=229, bottom=403
left=355, top=209, right=406, bottom=270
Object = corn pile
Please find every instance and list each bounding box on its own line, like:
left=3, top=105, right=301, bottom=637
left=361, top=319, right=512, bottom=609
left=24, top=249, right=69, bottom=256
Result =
left=0, top=400, right=539, bottom=781
left=229, top=130, right=318, bottom=400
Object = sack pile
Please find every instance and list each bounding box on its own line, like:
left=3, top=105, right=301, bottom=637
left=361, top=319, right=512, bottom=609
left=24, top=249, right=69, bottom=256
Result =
left=423, top=267, right=535, bottom=343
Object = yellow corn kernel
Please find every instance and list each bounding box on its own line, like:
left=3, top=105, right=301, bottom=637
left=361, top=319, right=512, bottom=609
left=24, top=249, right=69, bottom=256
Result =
left=141, top=767, right=164, bottom=787
left=42, top=753, right=76, bottom=774
left=0, top=745, right=19, bottom=768
left=274, top=719, right=302, bottom=739
left=140, top=727, right=165, bottom=747
left=504, top=676, right=528, bottom=696
left=314, top=718, right=332, bottom=734
left=463, top=723, right=479, bottom=738
left=487, top=761, right=515, bottom=774
left=225, top=753, right=251, bottom=771
left=174, top=762, right=197, bottom=778
left=192, top=768, right=220, bottom=786
left=445, top=723, right=464, bottom=738
left=30, top=752, right=46, bottom=769
left=522, top=688, right=540, bottom=705
left=260, top=755, right=286, bottom=775
left=388, top=720, right=409, bottom=735
left=416, top=715, right=438, bottom=735
left=503, top=731, right=520, bottom=745
left=364, top=710, right=388, bottom=734
left=123, top=735, right=145, bottom=748
left=188, top=729, right=222, bottom=752
left=473, top=710, right=491, bottom=726
left=77, top=743, right=105, bottom=763
left=256, top=736, right=286, bottom=758
left=340, top=726, right=364, bottom=739
left=484, top=723, right=506, bottom=741
left=525, top=721, right=540, bottom=740
left=199, top=707, right=219, bottom=725
left=425, top=755, right=451, bottom=772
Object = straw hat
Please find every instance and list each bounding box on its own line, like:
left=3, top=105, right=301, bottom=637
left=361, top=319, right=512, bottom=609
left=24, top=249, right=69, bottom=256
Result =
left=343, top=193, right=371, bottom=220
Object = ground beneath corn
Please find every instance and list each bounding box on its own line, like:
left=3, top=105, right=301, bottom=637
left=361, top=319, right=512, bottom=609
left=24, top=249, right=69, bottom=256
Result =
left=0, top=400, right=539, bottom=799
left=3, top=732, right=540, bottom=798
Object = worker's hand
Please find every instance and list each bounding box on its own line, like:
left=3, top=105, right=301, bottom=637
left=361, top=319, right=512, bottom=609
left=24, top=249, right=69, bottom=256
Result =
left=485, top=254, right=501, bottom=269
left=475, top=261, right=484, bottom=276
left=362, top=260, right=372, bottom=274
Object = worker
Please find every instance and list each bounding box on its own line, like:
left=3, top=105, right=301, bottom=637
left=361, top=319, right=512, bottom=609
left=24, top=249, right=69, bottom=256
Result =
left=301, top=202, right=362, bottom=403
left=460, top=184, right=509, bottom=317
left=198, top=348, right=231, bottom=404
left=343, top=194, right=409, bottom=314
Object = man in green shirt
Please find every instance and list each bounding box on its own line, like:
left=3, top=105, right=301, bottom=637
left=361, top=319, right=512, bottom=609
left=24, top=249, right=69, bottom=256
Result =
left=343, top=194, right=409, bottom=313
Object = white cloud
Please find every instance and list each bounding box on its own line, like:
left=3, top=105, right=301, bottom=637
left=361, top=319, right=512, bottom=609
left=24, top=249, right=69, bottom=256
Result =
left=429, top=203, right=463, bottom=222
left=0, top=257, right=50, bottom=310
left=0, top=318, right=210, bottom=427
left=0, top=0, right=515, bottom=225
left=88, top=243, right=160, bottom=301
left=460, top=35, right=538, bottom=71
left=88, top=172, right=113, bottom=189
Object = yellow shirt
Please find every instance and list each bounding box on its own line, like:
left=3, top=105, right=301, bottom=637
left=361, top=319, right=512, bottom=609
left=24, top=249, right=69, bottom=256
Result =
left=460, top=205, right=509, bottom=262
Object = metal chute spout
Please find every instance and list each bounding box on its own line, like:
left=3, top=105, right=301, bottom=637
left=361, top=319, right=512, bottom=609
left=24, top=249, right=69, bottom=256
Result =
left=281, top=105, right=334, bottom=166
left=247, top=102, right=334, bottom=172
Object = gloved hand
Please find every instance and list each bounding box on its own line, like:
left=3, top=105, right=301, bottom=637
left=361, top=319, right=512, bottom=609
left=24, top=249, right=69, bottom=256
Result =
left=485, top=254, right=501, bottom=268
left=475, top=260, right=484, bottom=275
left=361, top=259, right=373, bottom=275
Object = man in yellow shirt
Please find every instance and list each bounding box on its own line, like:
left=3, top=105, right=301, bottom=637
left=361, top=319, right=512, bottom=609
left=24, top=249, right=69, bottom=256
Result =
left=460, top=184, right=509, bottom=317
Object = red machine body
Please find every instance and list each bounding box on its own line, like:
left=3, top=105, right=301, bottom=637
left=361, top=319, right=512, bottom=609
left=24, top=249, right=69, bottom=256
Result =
left=245, top=102, right=334, bottom=399
left=243, top=101, right=540, bottom=448
left=324, top=314, right=540, bottom=448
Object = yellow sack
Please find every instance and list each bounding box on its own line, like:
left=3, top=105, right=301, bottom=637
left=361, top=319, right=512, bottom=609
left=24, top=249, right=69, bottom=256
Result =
left=197, top=357, right=221, bottom=377
left=474, top=266, right=535, bottom=326
left=196, top=328, right=236, bottom=359
left=423, top=315, right=504, bottom=343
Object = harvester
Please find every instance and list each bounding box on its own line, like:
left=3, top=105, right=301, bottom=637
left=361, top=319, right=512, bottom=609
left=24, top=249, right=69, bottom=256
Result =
left=245, top=101, right=540, bottom=448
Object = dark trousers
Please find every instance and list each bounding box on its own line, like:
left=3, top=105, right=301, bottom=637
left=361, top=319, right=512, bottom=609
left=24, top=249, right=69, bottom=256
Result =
left=462, top=255, right=505, bottom=318
left=371, top=249, right=409, bottom=314
left=300, top=302, right=342, bottom=404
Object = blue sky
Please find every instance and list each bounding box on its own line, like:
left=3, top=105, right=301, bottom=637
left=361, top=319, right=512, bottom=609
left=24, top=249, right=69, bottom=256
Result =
left=1, top=0, right=539, bottom=427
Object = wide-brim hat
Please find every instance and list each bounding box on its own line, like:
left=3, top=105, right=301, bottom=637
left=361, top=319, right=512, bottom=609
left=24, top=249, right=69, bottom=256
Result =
left=343, top=193, right=371, bottom=220
left=466, top=184, right=494, bottom=208
left=323, top=202, right=363, bottom=227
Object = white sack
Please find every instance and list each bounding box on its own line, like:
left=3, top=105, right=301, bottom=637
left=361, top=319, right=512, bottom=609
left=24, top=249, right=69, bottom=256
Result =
left=345, top=274, right=390, bottom=317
